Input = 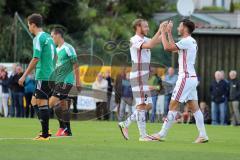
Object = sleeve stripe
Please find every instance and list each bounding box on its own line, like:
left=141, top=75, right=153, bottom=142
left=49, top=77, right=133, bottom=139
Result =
left=175, top=43, right=180, bottom=50
left=35, top=37, right=41, bottom=51
left=65, top=46, right=72, bottom=56
left=70, top=47, right=77, bottom=56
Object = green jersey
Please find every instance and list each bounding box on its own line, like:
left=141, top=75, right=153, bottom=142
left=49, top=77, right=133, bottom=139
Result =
left=33, top=31, right=56, bottom=81
left=55, top=42, right=78, bottom=84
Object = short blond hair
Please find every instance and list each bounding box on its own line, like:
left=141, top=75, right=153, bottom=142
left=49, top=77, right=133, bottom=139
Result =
left=132, top=18, right=146, bottom=31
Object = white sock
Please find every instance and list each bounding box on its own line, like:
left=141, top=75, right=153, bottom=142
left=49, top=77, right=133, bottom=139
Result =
left=159, top=110, right=177, bottom=138
left=136, top=110, right=147, bottom=138
left=193, top=109, right=207, bottom=138
left=124, top=110, right=137, bottom=128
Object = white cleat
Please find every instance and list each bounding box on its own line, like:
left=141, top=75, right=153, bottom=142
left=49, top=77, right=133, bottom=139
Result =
left=139, top=135, right=159, bottom=142
left=150, top=133, right=165, bottom=141
left=118, top=122, right=129, bottom=140
left=193, top=136, right=209, bottom=143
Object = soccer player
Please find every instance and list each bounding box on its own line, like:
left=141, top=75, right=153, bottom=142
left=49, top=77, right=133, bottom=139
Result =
left=18, top=13, right=57, bottom=140
left=49, top=28, right=81, bottom=136
left=151, top=19, right=209, bottom=143
left=118, top=19, right=163, bottom=141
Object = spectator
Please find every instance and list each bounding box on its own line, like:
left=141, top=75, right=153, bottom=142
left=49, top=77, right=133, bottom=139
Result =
left=67, top=81, right=79, bottom=114
left=228, top=70, right=240, bottom=126
left=68, top=84, right=79, bottom=119
left=118, top=72, right=133, bottom=121
left=114, top=67, right=126, bottom=117
left=220, top=70, right=229, bottom=83
left=69, top=96, right=78, bottom=113
left=9, top=65, right=24, bottom=118
left=200, top=101, right=211, bottom=124
left=0, top=68, right=9, bottom=117
left=210, top=71, right=229, bottom=125
left=163, top=67, right=178, bottom=116
left=148, top=67, right=162, bottom=123
left=9, top=64, right=17, bottom=117
left=0, top=66, right=4, bottom=117
left=24, top=73, right=36, bottom=118
left=220, top=70, right=230, bottom=124
left=105, top=70, right=113, bottom=120
left=92, top=73, right=108, bottom=120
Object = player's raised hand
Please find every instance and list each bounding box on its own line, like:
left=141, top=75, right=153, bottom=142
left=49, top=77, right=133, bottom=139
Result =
left=167, top=21, right=173, bottom=33
left=160, top=21, right=168, bottom=33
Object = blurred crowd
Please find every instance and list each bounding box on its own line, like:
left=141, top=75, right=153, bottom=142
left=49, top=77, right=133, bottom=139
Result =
left=0, top=64, right=240, bottom=126
left=0, top=64, right=79, bottom=118
left=0, top=64, right=35, bottom=118
left=90, top=67, right=240, bottom=127
left=209, top=70, right=240, bottom=126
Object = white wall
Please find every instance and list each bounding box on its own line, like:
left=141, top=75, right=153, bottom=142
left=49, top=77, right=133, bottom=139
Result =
left=193, top=0, right=231, bottom=10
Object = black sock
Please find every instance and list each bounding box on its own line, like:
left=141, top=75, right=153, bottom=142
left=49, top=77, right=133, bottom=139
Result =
left=39, top=105, right=50, bottom=138
left=33, top=105, right=40, bottom=119
left=54, top=105, right=65, bottom=128
left=65, top=122, right=71, bottom=134
left=62, top=109, right=71, bottom=133
left=59, top=120, right=65, bottom=129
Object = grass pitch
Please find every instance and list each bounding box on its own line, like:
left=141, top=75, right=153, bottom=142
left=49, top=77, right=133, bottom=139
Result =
left=0, top=118, right=239, bottom=160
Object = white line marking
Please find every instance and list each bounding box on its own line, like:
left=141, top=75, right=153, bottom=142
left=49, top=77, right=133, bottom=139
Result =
left=0, top=136, right=73, bottom=140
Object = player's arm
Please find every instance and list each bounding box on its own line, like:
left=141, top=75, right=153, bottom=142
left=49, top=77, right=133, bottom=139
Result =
left=162, top=21, right=178, bottom=52
left=19, top=36, right=43, bottom=86
left=141, top=21, right=169, bottom=49
left=68, top=46, right=81, bottom=91
left=73, top=62, right=81, bottom=91
left=141, top=30, right=162, bottom=49
left=18, top=58, right=38, bottom=86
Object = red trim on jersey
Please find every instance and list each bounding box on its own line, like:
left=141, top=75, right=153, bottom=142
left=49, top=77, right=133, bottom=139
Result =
left=175, top=49, right=194, bottom=101
left=183, top=49, right=189, bottom=78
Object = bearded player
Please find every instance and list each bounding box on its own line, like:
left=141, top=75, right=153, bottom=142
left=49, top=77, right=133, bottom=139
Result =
left=118, top=19, right=163, bottom=141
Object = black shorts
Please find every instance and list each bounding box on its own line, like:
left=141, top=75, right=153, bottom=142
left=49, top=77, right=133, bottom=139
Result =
left=52, top=82, right=73, bottom=100
left=34, top=80, right=55, bottom=99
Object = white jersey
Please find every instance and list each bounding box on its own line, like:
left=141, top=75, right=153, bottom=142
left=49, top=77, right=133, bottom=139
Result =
left=172, top=36, right=199, bottom=103
left=130, top=35, right=151, bottom=77
left=129, top=34, right=152, bottom=106
left=175, top=36, right=197, bottom=78
left=130, top=35, right=151, bottom=64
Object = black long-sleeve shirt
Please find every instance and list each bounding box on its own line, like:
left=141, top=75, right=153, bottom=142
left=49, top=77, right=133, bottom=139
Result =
left=9, top=73, right=24, bottom=93
left=210, top=80, right=229, bottom=104
left=0, top=77, right=9, bottom=93
left=228, top=78, right=240, bottom=101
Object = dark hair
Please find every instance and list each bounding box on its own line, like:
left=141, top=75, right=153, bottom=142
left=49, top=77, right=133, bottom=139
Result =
left=27, top=13, right=43, bottom=28
left=52, top=27, right=64, bottom=37
left=132, top=18, right=147, bottom=31
left=181, top=19, right=195, bottom=34
left=4, top=71, right=8, bottom=79
left=1, top=70, right=8, bottom=80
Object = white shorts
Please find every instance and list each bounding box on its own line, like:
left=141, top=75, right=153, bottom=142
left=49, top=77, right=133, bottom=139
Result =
left=130, top=71, right=152, bottom=106
left=171, top=76, right=198, bottom=103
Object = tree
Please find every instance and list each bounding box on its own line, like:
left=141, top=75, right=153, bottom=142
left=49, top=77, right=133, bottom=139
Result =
left=77, top=0, right=165, bottom=65
left=0, top=0, right=167, bottom=64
